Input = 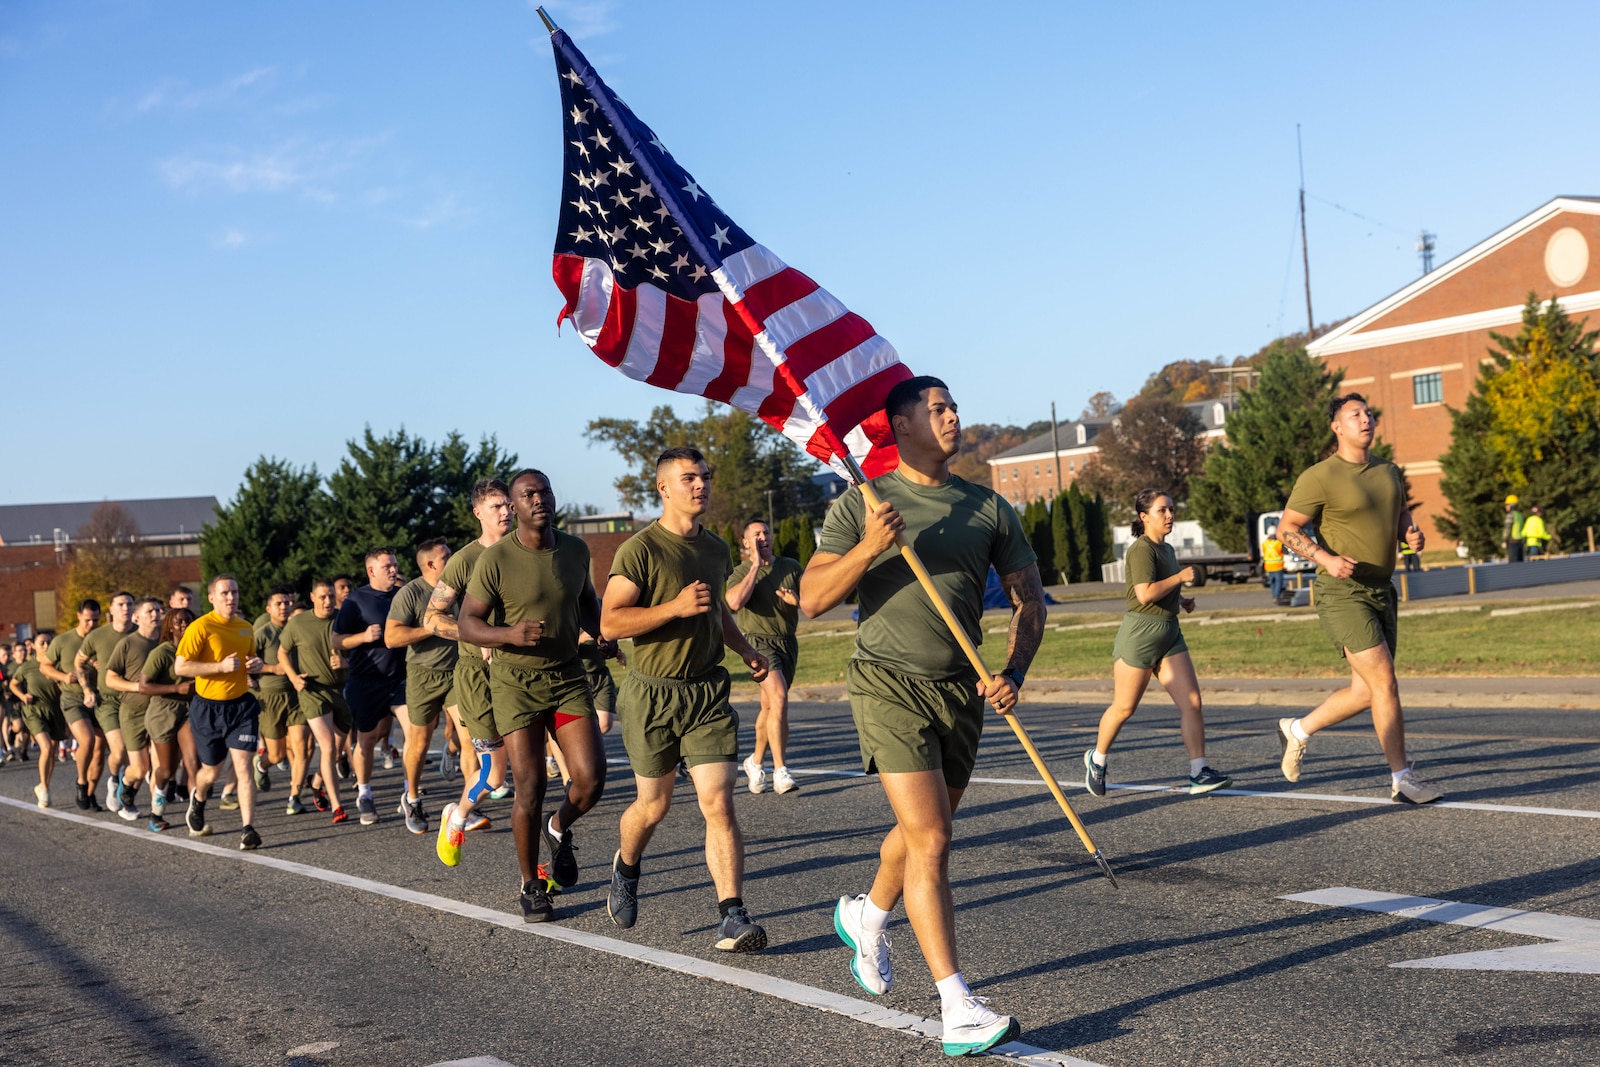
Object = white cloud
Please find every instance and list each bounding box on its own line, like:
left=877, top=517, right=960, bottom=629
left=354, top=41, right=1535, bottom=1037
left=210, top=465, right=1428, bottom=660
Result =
left=538, top=0, right=617, bottom=39
left=213, top=228, right=251, bottom=250
left=132, top=66, right=278, bottom=114
left=400, top=192, right=470, bottom=231
left=159, top=135, right=386, bottom=200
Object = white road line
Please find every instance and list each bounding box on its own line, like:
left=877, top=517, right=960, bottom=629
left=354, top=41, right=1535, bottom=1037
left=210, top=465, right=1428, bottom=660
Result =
left=423, top=1058, right=518, bottom=1067
left=766, top=763, right=1600, bottom=820
left=1283, top=886, right=1600, bottom=973
left=0, top=796, right=1104, bottom=1067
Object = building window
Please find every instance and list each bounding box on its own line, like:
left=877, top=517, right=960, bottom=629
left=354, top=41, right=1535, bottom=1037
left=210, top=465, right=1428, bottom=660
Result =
left=1413, top=372, right=1442, bottom=405
left=999, top=469, right=1006, bottom=481
left=1012, top=467, right=1018, bottom=480
left=1045, top=464, right=1052, bottom=475
left=1069, top=460, right=1075, bottom=472
left=1034, top=464, right=1040, bottom=476
left=1076, top=425, right=1087, bottom=445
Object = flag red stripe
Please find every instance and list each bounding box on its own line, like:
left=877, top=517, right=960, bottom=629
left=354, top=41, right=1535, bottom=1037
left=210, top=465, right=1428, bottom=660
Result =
left=703, top=302, right=754, bottom=403
left=645, top=292, right=700, bottom=389
left=591, top=283, right=636, bottom=368
left=736, top=267, right=819, bottom=324
left=823, top=364, right=912, bottom=451
left=553, top=253, right=584, bottom=326
left=779, top=312, right=879, bottom=382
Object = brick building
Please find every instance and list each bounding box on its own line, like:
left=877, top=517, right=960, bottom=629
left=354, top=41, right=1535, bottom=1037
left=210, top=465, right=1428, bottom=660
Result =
left=986, top=401, right=1230, bottom=507
left=0, top=497, right=215, bottom=642
left=1307, top=196, right=1600, bottom=538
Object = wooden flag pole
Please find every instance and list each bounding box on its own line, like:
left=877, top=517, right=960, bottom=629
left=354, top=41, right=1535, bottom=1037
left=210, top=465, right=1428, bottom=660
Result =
left=844, top=458, right=1119, bottom=887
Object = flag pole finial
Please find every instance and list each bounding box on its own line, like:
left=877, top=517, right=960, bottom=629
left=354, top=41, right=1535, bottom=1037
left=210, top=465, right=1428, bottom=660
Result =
left=536, top=6, right=559, bottom=33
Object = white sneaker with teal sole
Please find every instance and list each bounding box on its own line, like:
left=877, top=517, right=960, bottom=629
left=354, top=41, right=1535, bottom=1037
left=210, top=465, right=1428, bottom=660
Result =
left=940, top=995, right=1020, bottom=1057
left=833, top=894, right=891, bottom=995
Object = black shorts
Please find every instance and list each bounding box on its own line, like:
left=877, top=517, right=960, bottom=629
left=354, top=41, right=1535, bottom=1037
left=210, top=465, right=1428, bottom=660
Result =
left=344, top=674, right=406, bottom=733
left=189, top=693, right=261, bottom=768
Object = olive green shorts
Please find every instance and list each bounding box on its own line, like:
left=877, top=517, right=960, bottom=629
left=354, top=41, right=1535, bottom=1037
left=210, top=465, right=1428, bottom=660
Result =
left=846, top=659, right=984, bottom=790
left=618, top=667, right=738, bottom=778
left=491, top=659, right=592, bottom=737
left=1314, top=576, right=1398, bottom=659
left=406, top=666, right=457, bottom=727
left=120, top=701, right=150, bottom=752
left=586, top=664, right=617, bottom=714
left=299, top=684, right=353, bottom=734
left=750, top=635, right=799, bottom=687
left=145, top=697, right=190, bottom=745
left=60, top=692, right=89, bottom=726
left=453, top=656, right=497, bottom=742
left=1111, top=614, right=1188, bottom=671
left=93, top=697, right=122, bottom=736
left=23, top=698, right=69, bottom=744
left=257, top=688, right=296, bottom=740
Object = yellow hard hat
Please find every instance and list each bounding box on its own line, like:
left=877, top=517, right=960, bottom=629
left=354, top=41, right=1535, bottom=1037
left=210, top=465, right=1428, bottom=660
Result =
left=1505, top=494, right=1519, bottom=505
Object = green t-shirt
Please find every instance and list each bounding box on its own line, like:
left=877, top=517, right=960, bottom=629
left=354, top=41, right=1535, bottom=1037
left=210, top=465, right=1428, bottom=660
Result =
left=818, top=471, right=1036, bottom=680
left=1124, top=537, right=1181, bottom=620
left=609, top=521, right=731, bottom=679
left=467, top=530, right=594, bottom=671
left=388, top=575, right=459, bottom=673
left=438, top=539, right=488, bottom=663
left=278, top=612, right=345, bottom=688
left=141, top=642, right=179, bottom=688
left=726, top=556, right=803, bottom=638
left=80, top=623, right=133, bottom=713
left=48, top=629, right=86, bottom=700
left=17, top=659, right=60, bottom=707
left=108, top=631, right=159, bottom=715
left=1285, top=454, right=1405, bottom=583
left=253, top=617, right=293, bottom=693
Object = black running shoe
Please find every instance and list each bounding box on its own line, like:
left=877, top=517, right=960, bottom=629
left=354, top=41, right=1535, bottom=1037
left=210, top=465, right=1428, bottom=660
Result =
left=1188, top=766, right=1233, bottom=795
left=168, top=780, right=189, bottom=805
left=607, top=851, right=639, bottom=929
left=543, top=820, right=579, bottom=888
left=252, top=754, right=270, bottom=792
left=119, top=780, right=138, bottom=811
left=1083, top=750, right=1107, bottom=797
left=75, top=782, right=91, bottom=810
left=715, top=906, right=768, bottom=953
left=336, top=754, right=352, bottom=781
left=185, top=797, right=212, bottom=838
left=519, top=880, right=555, bottom=923
left=239, top=825, right=262, bottom=851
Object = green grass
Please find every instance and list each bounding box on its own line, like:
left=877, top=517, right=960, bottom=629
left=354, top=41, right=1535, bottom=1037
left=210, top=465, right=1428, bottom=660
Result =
left=652, top=599, right=1600, bottom=684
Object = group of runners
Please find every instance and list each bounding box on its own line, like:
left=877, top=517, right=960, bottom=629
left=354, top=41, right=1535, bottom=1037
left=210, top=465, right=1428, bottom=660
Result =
left=2, top=381, right=1441, bottom=1057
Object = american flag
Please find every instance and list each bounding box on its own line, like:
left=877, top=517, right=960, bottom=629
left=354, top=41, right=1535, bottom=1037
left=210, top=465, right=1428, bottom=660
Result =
left=547, top=28, right=910, bottom=479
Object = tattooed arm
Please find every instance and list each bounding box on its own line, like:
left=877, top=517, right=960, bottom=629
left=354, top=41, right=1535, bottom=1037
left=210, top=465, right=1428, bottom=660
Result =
left=424, top=581, right=461, bottom=640
left=1279, top=507, right=1357, bottom=579
left=977, top=561, right=1046, bottom=714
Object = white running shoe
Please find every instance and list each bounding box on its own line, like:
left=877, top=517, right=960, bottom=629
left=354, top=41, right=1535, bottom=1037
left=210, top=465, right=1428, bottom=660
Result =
left=833, top=895, right=891, bottom=994
left=773, top=767, right=798, bottom=794
left=1277, top=718, right=1308, bottom=783
left=106, top=777, right=123, bottom=814
left=34, top=783, right=50, bottom=809
left=940, top=995, right=1021, bottom=1057
left=1392, top=767, right=1444, bottom=804
left=743, top=755, right=767, bottom=794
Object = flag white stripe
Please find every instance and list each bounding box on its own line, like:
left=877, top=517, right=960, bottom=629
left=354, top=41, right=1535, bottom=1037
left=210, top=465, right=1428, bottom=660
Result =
left=572, top=257, right=615, bottom=345
left=676, top=293, right=729, bottom=396
left=728, top=332, right=778, bottom=413
left=617, top=283, right=666, bottom=382
left=801, top=334, right=902, bottom=411
left=759, top=287, right=849, bottom=356
left=714, top=244, right=788, bottom=301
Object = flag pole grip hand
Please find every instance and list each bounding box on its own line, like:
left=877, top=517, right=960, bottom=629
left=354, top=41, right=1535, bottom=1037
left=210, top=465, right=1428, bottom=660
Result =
left=850, top=473, right=1104, bottom=860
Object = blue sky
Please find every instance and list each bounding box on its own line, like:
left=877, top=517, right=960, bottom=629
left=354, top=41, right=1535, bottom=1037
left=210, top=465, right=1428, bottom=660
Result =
left=5, top=1, right=1599, bottom=514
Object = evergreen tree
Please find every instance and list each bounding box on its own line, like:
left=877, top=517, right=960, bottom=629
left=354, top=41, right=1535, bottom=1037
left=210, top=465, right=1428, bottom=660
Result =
left=1085, top=492, right=1110, bottom=580
left=1188, top=340, right=1344, bottom=553
left=322, top=427, right=441, bottom=577
left=1068, top=483, right=1092, bottom=581
left=1441, top=294, right=1600, bottom=553
left=1051, top=489, right=1079, bottom=583
left=435, top=432, right=521, bottom=546
left=722, top=522, right=742, bottom=569
left=794, top=513, right=816, bottom=568
left=1024, top=499, right=1054, bottom=580
left=774, top=515, right=800, bottom=560
left=200, top=457, right=327, bottom=607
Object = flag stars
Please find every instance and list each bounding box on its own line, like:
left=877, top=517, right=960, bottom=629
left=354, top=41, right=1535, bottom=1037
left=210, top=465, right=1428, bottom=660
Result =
left=610, top=190, right=633, bottom=210
left=648, top=264, right=669, bottom=281
left=589, top=169, right=610, bottom=190
left=631, top=216, right=654, bottom=233
left=569, top=226, right=594, bottom=243
left=609, top=225, right=628, bottom=244
left=633, top=181, right=654, bottom=201
left=569, top=105, right=589, bottom=125
left=682, top=179, right=704, bottom=201
left=563, top=69, right=584, bottom=86
left=653, top=203, right=671, bottom=221
left=650, top=237, right=672, bottom=256
left=593, top=201, right=610, bottom=222
left=588, top=129, right=612, bottom=150
left=689, top=264, right=708, bottom=282
left=609, top=158, right=636, bottom=177
left=570, top=198, right=592, bottom=216
left=670, top=253, right=691, bottom=272
left=569, top=139, right=590, bottom=160
left=628, top=243, right=648, bottom=260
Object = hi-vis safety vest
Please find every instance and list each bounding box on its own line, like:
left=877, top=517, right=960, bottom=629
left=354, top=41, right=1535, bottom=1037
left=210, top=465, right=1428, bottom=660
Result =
left=1522, top=514, right=1549, bottom=546
left=1262, top=538, right=1285, bottom=571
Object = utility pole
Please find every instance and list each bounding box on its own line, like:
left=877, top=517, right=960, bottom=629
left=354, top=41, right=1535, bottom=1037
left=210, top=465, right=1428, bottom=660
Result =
left=765, top=488, right=774, bottom=530
left=1417, top=230, right=1437, bottom=274
left=1050, top=402, right=1063, bottom=496
left=1298, top=124, right=1314, bottom=337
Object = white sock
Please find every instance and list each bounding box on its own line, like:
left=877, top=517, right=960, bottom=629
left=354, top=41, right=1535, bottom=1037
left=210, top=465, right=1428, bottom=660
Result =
left=774, top=764, right=787, bottom=773
left=1289, top=719, right=1311, bottom=742
left=358, top=783, right=372, bottom=800
left=859, top=895, right=891, bottom=934
left=1392, top=768, right=1409, bottom=787
left=935, top=972, right=972, bottom=1014
left=548, top=813, right=562, bottom=837
left=1190, top=758, right=1208, bottom=778
left=449, top=809, right=467, bottom=830
left=1091, top=750, right=1107, bottom=768
left=407, top=792, right=419, bottom=804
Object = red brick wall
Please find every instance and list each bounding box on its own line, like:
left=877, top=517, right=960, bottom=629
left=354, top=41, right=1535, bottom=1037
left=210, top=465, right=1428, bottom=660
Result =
left=577, top=531, right=639, bottom=592
left=0, top=545, right=202, bottom=643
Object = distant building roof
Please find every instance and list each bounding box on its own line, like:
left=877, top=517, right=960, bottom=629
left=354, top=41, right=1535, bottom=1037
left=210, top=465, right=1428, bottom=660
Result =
left=0, top=497, right=219, bottom=546
left=987, top=401, right=1230, bottom=466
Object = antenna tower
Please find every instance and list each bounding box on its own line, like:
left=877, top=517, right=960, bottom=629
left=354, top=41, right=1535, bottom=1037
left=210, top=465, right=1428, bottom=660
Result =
left=1417, top=230, right=1437, bottom=274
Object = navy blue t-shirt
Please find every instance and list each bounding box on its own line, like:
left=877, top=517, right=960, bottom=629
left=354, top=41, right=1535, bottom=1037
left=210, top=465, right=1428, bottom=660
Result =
left=333, top=584, right=404, bottom=680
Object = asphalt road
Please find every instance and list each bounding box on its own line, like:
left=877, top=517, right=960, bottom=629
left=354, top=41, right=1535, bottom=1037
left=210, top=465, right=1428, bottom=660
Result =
left=4, top=691, right=1599, bottom=1067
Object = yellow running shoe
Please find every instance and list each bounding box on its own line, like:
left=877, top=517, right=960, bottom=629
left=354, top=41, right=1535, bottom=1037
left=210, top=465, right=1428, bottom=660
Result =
left=436, top=802, right=465, bottom=867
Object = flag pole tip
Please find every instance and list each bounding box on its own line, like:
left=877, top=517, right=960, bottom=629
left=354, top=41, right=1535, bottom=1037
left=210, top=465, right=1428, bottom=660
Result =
left=537, top=6, right=559, bottom=33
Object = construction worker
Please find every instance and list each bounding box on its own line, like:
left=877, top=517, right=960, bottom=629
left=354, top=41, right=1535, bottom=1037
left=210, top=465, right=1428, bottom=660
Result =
left=1522, top=505, right=1550, bottom=559
left=1261, top=528, right=1286, bottom=603
left=1400, top=538, right=1421, bottom=573
left=1502, top=495, right=1525, bottom=563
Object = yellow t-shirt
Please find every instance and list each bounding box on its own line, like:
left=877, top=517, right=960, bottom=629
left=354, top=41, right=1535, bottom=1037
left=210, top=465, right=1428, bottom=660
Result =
left=176, top=610, right=256, bottom=701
